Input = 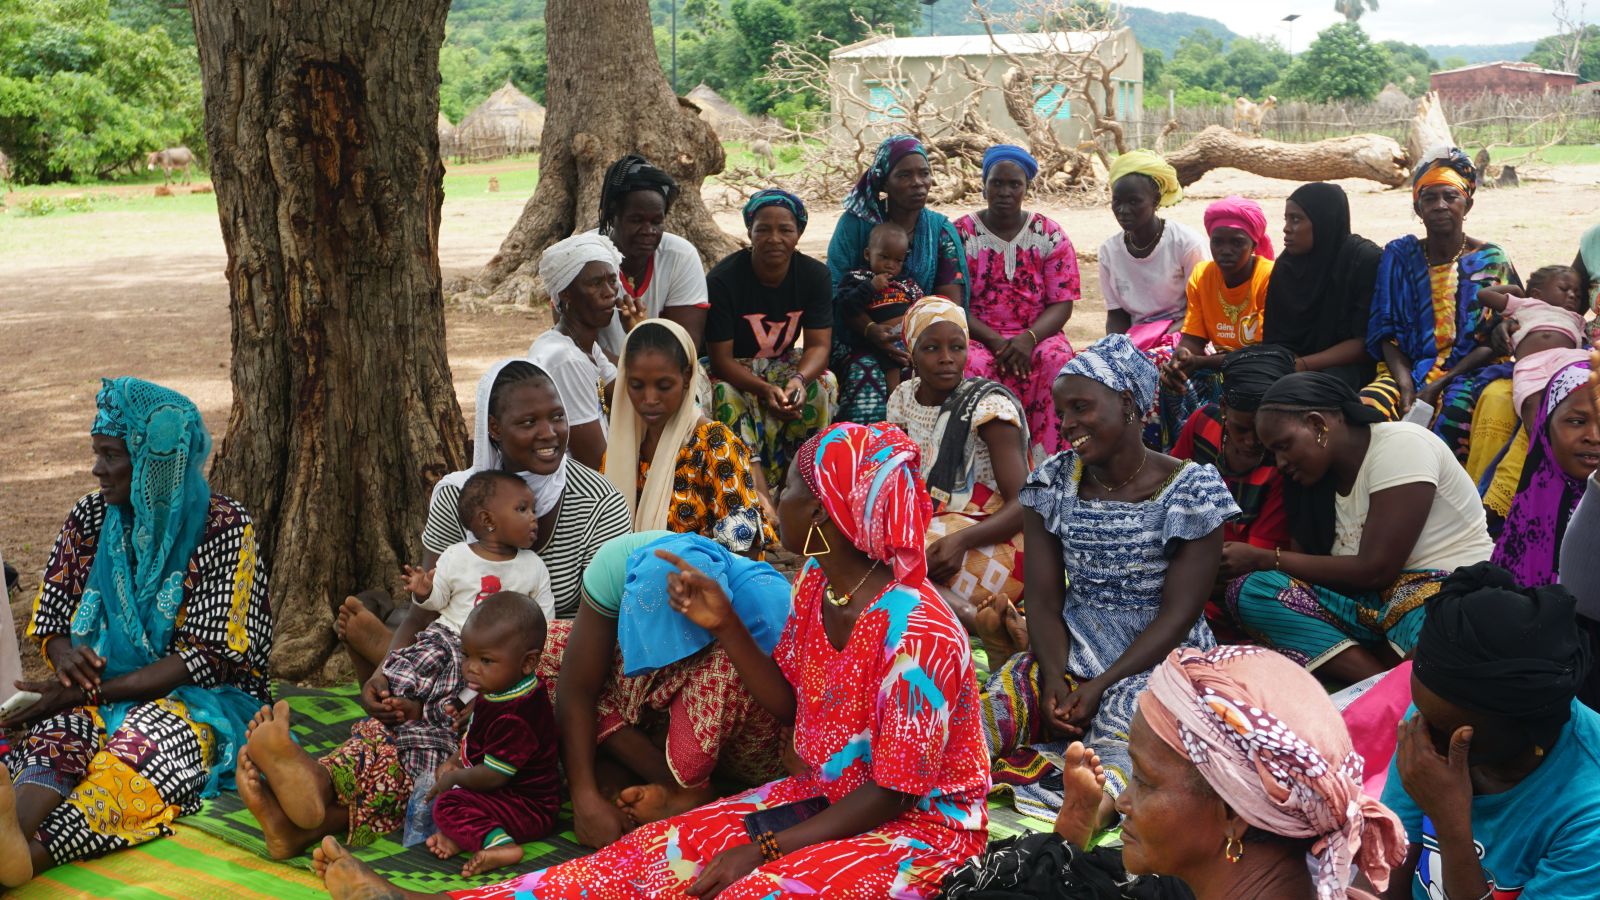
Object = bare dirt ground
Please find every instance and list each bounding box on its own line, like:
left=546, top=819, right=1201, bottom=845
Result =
left=5, top=160, right=1599, bottom=671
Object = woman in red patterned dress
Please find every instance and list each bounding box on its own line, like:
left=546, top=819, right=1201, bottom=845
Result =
left=312, top=423, right=991, bottom=900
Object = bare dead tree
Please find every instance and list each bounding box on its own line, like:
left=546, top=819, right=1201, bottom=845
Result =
left=1553, top=0, right=1590, bottom=75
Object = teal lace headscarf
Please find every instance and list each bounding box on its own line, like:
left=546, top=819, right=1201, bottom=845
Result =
left=73, top=377, right=256, bottom=794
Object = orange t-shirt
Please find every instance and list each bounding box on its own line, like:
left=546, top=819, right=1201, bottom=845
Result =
left=1181, top=257, right=1274, bottom=351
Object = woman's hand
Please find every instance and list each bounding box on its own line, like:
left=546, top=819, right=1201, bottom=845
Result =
left=687, top=842, right=767, bottom=898
left=1218, top=542, right=1270, bottom=580
left=617, top=294, right=647, bottom=333
left=1396, top=713, right=1474, bottom=827
left=46, top=638, right=104, bottom=691
left=572, top=790, right=631, bottom=849
left=759, top=382, right=802, bottom=422
left=993, top=334, right=1035, bottom=378
left=656, top=548, right=738, bottom=634
left=865, top=322, right=911, bottom=368
left=1160, top=348, right=1196, bottom=394
left=1416, top=376, right=1448, bottom=410
left=399, top=564, right=434, bottom=599
left=925, top=534, right=968, bottom=583
left=1056, top=679, right=1106, bottom=735
left=0, top=679, right=86, bottom=728
left=360, top=672, right=406, bottom=726
left=1393, top=369, right=1417, bottom=413
left=1041, top=676, right=1085, bottom=739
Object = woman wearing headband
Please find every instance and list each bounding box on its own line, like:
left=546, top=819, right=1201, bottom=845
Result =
left=1097, top=150, right=1207, bottom=350
left=592, top=154, right=709, bottom=356
left=313, top=423, right=991, bottom=899
left=1225, top=373, right=1493, bottom=684
left=955, top=144, right=1081, bottom=458
left=706, top=189, right=836, bottom=500
left=983, top=334, right=1238, bottom=826
left=885, top=298, right=1032, bottom=658
left=1363, top=148, right=1520, bottom=444
left=1384, top=563, right=1600, bottom=900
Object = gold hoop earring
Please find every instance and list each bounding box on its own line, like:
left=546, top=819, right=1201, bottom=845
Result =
left=1315, top=427, right=1328, bottom=447
left=1224, top=835, right=1244, bottom=864
left=803, top=522, right=832, bottom=557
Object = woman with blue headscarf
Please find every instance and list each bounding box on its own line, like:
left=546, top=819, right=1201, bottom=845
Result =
left=955, top=144, right=1081, bottom=458
left=0, top=378, right=271, bottom=886
left=827, top=134, right=970, bottom=423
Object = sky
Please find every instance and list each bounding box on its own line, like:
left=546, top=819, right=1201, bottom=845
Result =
left=1125, top=0, right=1567, bottom=49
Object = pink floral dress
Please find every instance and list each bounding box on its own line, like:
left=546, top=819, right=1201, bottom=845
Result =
left=955, top=212, right=1080, bottom=457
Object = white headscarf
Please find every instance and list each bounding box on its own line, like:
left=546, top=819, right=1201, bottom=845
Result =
left=432, top=359, right=568, bottom=521
left=605, top=319, right=706, bottom=531
left=540, top=232, right=623, bottom=301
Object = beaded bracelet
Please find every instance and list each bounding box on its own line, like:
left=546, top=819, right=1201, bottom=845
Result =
left=754, top=829, right=782, bottom=862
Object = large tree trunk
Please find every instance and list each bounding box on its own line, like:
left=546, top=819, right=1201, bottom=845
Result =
left=192, top=0, right=468, bottom=679
left=455, top=0, right=739, bottom=307
left=1166, top=125, right=1408, bottom=188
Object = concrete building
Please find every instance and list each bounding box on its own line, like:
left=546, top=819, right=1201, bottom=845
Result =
left=828, top=30, right=1143, bottom=144
left=1429, top=61, right=1579, bottom=102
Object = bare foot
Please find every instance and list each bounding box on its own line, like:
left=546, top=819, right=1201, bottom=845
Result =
left=247, top=700, right=329, bottom=830
left=1053, top=741, right=1107, bottom=848
left=425, top=832, right=461, bottom=860
left=975, top=595, right=1022, bottom=669
left=462, top=843, right=523, bottom=877
left=0, top=766, right=34, bottom=888
left=237, top=748, right=321, bottom=859
left=338, top=596, right=394, bottom=664
left=315, top=836, right=416, bottom=900
left=616, top=783, right=715, bottom=827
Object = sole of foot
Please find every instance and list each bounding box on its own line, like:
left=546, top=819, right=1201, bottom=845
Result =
left=462, top=843, right=523, bottom=877
left=316, top=836, right=408, bottom=900
left=1053, top=741, right=1108, bottom=848
left=247, top=700, right=329, bottom=830
left=237, top=748, right=320, bottom=860
left=617, top=783, right=716, bottom=828
left=337, top=597, right=393, bottom=662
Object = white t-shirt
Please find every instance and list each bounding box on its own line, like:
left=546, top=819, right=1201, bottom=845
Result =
left=417, top=542, right=556, bottom=632
left=528, top=329, right=617, bottom=432
left=1332, top=422, right=1495, bottom=571
left=595, top=231, right=709, bottom=357
left=1097, top=221, right=1208, bottom=324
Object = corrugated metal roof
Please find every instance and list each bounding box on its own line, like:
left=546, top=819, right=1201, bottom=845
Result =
left=831, top=31, right=1117, bottom=60
left=1431, top=60, right=1578, bottom=78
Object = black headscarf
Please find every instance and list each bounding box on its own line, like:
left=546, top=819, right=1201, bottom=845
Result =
left=1262, top=184, right=1383, bottom=390
left=1415, top=562, right=1590, bottom=749
left=1257, top=372, right=1386, bottom=554
left=1221, top=345, right=1299, bottom=413
left=598, top=154, right=679, bottom=231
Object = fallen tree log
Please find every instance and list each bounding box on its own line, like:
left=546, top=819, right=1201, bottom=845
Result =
left=1165, top=125, right=1408, bottom=188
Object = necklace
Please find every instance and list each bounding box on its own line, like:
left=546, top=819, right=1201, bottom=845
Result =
left=1427, top=231, right=1467, bottom=266
left=1123, top=219, right=1164, bottom=254
left=825, top=561, right=880, bottom=608
left=1088, top=450, right=1147, bottom=494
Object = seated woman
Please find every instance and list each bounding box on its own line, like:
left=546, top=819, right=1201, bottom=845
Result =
left=1560, top=361, right=1600, bottom=709
left=592, top=155, right=709, bottom=357
left=1477, top=348, right=1590, bottom=532
left=606, top=318, right=774, bottom=554
left=1226, top=373, right=1495, bottom=685
left=955, top=144, right=1079, bottom=458
left=827, top=134, right=969, bottom=424
left=983, top=334, right=1238, bottom=825
left=1383, top=563, right=1600, bottom=900
left=547, top=530, right=791, bottom=850
left=0, top=378, right=271, bottom=888
left=944, top=646, right=1407, bottom=900
left=312, top=423, right=991, bottom=900
left=1364, top=148, right=1519, bottom=448
left=335, top=361, right=630, bottom=686
left=1096, top=150, right=1207, bottom=350
left=1263, top=182, right=1383, bottom=391
left=1490, top=358, right=1596, bottom=587
left=1158, top=196, right=1275, bottom=443
left=528, top=232, right=627, bottom=471
left=706, top=189, right=836, bottom=498
left=885, top=298, right=1032, bottom=648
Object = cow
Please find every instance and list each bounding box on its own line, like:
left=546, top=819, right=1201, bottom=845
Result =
left=1232, top=95, right=1278, bottom=136
left=146, top=146, right=196, bottom=184
left=749, top=138, right=775, bottom=172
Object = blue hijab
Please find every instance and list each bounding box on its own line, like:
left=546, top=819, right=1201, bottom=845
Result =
left=73, top=378, right=259, bottom=795
left=615, top=533, right=792, bottom=677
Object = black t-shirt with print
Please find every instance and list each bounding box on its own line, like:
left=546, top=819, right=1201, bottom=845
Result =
left=705, top=249, right=833, bottom=359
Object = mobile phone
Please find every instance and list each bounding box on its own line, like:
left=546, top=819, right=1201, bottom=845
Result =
left=0, top=690, right=42, bottom=719
left=743, top=796, right=830, bottom=840
left=786, top=388, right=803, bottom=406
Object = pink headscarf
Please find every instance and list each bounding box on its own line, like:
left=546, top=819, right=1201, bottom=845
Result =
left=1513, top=347, right=1590, bottom=414
left=1139, top=646, right=1407, bottom=900
left=796, top=423, right=933, bottom=585
left=1203, top=196, right=1276, bottom=260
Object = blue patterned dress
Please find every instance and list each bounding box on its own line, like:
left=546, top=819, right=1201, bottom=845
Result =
left=983, top=451, right=1238, bottom=820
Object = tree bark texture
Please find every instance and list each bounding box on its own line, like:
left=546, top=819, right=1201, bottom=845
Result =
left=458, top=0, right=740, bottom=307
left=1406, top=91, right=1455, bottom=173
left=1166, top=125, right=1408, bottom=188
left=191, top=0, right=468, bottom=678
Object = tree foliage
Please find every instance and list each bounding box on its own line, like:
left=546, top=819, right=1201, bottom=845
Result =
left=1380, top=40, right=1438, bottom=95
left=1525, top=24, right=1600, bottom=81
left=0, top=0, right=202, bottom=183
left=1278, top=22, right=1390, bottom=101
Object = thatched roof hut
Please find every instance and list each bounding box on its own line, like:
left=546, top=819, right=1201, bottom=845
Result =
left=686, top=83, right=756, bottom=139
left=453, top=81, right=546, bottom=161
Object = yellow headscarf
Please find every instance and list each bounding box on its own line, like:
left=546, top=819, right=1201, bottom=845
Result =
left=1108, top=149, right=1183, bottom=207
left=904, top=297, right=968, bottom=344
